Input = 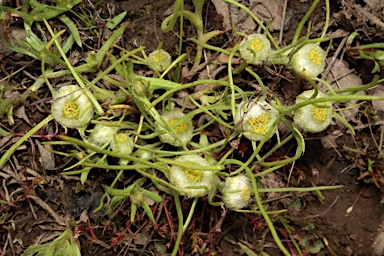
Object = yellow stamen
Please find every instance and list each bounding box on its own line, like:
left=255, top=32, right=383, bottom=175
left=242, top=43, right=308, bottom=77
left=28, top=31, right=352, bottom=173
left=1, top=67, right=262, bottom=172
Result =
left=309, top=48, right=323, bottom=65
left=152, top=52, right=165, bottom=63
left=62, top=100, right=80, bottom=120
left=249, top=38, right=264, bottom=52
left=169, top=118, right=188, bottom=133
left=312, top=105, right=328, bottom=121
left=184, top=168, right=203, bottom=182
left=115, top=133, right=128, bottom=143
left=241, top=186, right=251, bottom=200
left=248, top=113, right=271, bottom=134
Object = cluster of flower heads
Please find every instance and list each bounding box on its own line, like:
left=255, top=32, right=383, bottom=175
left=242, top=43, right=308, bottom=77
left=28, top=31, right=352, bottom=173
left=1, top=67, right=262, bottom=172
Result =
left=236, top=33, right=333, bottom=136
left=239, top=33, right=326, bottom=79
left=168, top=154, right=253, bottom=210
left=49, top=35, right=333, bottom=211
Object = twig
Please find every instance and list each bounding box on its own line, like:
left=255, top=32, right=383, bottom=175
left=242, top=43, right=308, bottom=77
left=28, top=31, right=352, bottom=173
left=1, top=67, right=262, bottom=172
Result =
left=301, top=195, right=340, bottom=219
left=279, top=0, right=288, bottom=45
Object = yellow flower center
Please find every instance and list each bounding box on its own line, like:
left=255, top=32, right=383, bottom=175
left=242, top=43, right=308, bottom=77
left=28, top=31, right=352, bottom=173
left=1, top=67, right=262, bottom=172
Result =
left=62, top=100, right=80, bottom=120
left=169, top=118, right=188, bottom=133
left=249, top=38, right=264, bottom=52
left=241, top=186, right=251, bottom=200
left=183, top=168, right=203, bottom=182
left=312, top=105, right=328, bottom=122
left=152, top=52, right=165, bottom=63
left=309, top=48, right=323, bottom=65
left=115, top=133, right=128, bottom=143
left=247, top=113, right=271, bottom=135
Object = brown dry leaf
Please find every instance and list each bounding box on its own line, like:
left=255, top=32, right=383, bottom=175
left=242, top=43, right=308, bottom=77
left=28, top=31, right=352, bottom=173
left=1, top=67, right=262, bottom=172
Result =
left=133, top=232, right=151, bottom=246
left=252, top=0, right=286, bottom=32
left=225, top=0, right=286, bottom=32
left=363, top=0, right=384, bottom=9
left=13, top=105, right=32, bottom=126
left=325, top=59, right=365, bottom=124
left=320, top=129, right=344, bottom=149
left=211, top=0, right=231, bottom=30
left=36, top=140, right=56, bottom=170
left=371, top=85, right=384, bottom=111
left=372, top=215, right=384, bottom=255
left=259, top=172, right=285, bottom=200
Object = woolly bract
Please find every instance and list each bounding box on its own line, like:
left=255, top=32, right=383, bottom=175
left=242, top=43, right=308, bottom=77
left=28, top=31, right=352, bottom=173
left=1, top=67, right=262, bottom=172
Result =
left=291, top=44, right=326, bottom=78
left=169, top=155, right=214, bottom=198
left=148, top=49, right=172, bottom=72
left=88, top=124, right=118, bottom=148
left=156, top=111, right=194, bottom=147
left=293, top=90, right=333, bottom=133
left=51, top=85, right=94, bottom=129
left=222, top=175, right=253, bottom=210
left=239, top=34, right=271, bottom=65
left=234, top=100, right=280, bottom=141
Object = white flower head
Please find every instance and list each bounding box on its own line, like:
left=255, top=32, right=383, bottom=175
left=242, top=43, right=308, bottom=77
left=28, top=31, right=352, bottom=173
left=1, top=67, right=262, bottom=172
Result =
left=222, top=175, right=253, bottom=210
left=87, top=124, right=118, bottom=148
left=293, top=89, right=333, bottom=133
left=291, top=44, right=326, bottom=78
left=169, top=155, right=214, bottom=198
left=234, top=100, right=280, bottom=141
left=51, top=85, right=94, bottom=129
left=148, top=49, right=172, bottom=72
left=156, top=111, right=194, bottom=147
left=239, top=34, right=271, bottom=65
left=111, top=132, right=134, bottom=155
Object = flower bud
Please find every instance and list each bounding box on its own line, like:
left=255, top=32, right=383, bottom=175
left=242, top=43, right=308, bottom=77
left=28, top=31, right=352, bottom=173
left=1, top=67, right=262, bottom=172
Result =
left=234, top=100, right=280, bottom=141
left=130, top=190, right=144, bottom=205
left=132, top=79, right=149, bottom=97
left=239, top=34, right=271, bottom=65
left=156, top=111, right=194, bottom=147
left=293, top=90, right=333, bottom=133
left=134, top=147, right=153, bottom=160
left=111, top=132, right=134, bottom=165
left=169, top=154, right=214, bottom=198
left=222, top=175, right=253, bottom=210
left=148, top=49, right=172, bottom=72
left=291, top=44, right=326, bottom=78
left=87, top=124, right=118, bottom=148
left=51, top=85, right=94, bottom=129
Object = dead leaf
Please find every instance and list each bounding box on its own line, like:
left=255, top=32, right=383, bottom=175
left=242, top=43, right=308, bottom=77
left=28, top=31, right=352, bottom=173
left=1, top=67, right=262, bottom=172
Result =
left=211, top=0, right=231, bottom=30
left=14, top=105, right=32, bottom=126
left=325, top=59, right=365, bottom=124
left=371, top=85, right=384, bottom=111
left=133, top=232, right=151, bottom=246
left=36, top=140, right=56, bottom=170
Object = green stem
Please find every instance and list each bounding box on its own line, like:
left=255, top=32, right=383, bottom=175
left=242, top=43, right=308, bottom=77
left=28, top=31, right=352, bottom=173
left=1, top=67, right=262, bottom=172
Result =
left=0, top=115, right=53, bottom=168
left=292, top=0, right=320, bottom=43
left=245, top=168, right=290, bottom=255
left=157, top=158, right=223, bottom=171
left=161, top=0, right=183, bottom=33
left=171, top=191, right=184, bottom=256
left=258, top=185, right=343, bottom=193
left=224, top=0, right=279, bottom=50
left=228, top=44, right=239, bottom=118
left=245, top=68, right=267, bottom=100
left=183, top=197, right=198, bottom=232
left=57, top=135, right=169, bottom=172
left=286, top=94, right=382, bottom=114
left=145, top=79, right=229, bottom=110
left=321, top=0, right=330, bottom=39
left=43, top=20, right=104, bottom=115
